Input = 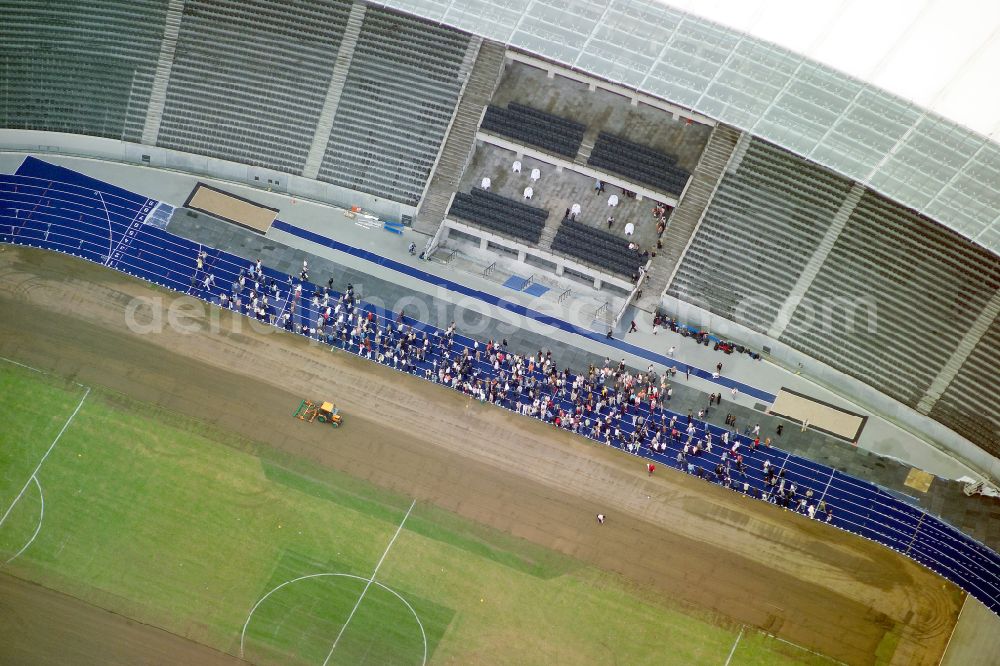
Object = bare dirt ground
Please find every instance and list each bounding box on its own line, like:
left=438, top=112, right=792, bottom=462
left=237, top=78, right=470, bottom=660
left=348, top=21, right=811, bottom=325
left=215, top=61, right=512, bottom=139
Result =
left=0, top=573, right=244, bottom=666
left=0, top=247, right=965, bottom=665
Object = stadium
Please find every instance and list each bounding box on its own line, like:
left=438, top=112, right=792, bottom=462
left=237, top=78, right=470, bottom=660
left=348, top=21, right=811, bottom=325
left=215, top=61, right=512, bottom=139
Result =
left=1, top=0, right=999, bottom=664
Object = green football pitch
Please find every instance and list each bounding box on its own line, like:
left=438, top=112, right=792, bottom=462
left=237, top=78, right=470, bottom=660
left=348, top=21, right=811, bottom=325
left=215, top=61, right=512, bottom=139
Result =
left=0, top=359, right=839, bottom=665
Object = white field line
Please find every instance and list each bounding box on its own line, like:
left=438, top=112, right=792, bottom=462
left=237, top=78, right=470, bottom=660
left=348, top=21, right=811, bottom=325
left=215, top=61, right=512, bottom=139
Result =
left=723, top=626, right=744, bottom=666
left=938, top=594, right=968, bottom=666
left=0, top=357, right=88, bottom=389
left=5, top=476, right=44, bottom=565
left=0, top=387, right=89, bottom=530
left=322, top=499, right=416, bottom=666
left=769, top=633, right=849, bottom=665
left=240, top=573, right=427, bottom=664
left=819, top=468, right=836, bottom=503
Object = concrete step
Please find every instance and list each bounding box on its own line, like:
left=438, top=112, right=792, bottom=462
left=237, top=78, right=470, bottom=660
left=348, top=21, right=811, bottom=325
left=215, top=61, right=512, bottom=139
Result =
left=765, top=181, right=864, bottom=338
left=917, top=287, right=1000, bottom=412
left=140, top=0, right=186, bottom=145
left=414, top=40, right=506, bottom=233
left=634, top=124, right=742, bottom=312
left=537, top=212, right=561, bottom=250
left=574, top=125, right=601, bottom=166
left=301, top=2, right=367, bottom=179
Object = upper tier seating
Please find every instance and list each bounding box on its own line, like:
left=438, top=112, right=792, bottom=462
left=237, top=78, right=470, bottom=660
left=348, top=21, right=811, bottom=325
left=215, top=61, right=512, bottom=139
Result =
left=587, top=132, right=689, bottom=195
left=319, top=8, right=471, bottom=206
left=447, top=187, right=548, bottom=244
left=480, top=103, right=585, bottom=158
left=0, top=0, right=167, bottom=143
left=780, top=192, right=1000, bottom=410
left=158, top=0, right=351, bottom=174
left=931, top=316, right=1000, bottom=458
left=551, top=219, right=645, bottom=277
left=668, top=139, right=854, bottom=332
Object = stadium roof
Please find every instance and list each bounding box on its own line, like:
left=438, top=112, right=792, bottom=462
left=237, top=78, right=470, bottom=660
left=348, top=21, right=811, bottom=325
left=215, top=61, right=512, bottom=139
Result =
left=372, top=0, right=1000, bottom=254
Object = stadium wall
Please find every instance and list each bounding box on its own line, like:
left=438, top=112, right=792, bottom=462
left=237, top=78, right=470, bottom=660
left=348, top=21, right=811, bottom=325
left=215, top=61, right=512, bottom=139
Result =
left=0, top=129, right=415, bottom=224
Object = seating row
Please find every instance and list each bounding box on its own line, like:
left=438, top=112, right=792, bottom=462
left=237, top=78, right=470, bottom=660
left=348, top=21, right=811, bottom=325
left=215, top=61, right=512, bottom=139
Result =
left=158, top=0, right=352, bottom=174
left=552, top=219, right=644, bottom=276
left=481, top=104, right=585, bottom=158
left=2, top=1, right=167, bottom=144
left=317, top=7, right=470, bottom=206
left=588, top=132, right=689, bottom=195
left=447, top=187, right=548, bottom=244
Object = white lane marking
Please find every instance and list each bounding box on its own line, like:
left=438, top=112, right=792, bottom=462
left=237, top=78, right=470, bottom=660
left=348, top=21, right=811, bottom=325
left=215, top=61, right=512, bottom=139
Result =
left=0, top=388, right=89, bottom=530
left=322, top=499, right=416, bottom=666
left=4, top=476, right=44, bottom=565
left=97, top=191, right=113, bottom=265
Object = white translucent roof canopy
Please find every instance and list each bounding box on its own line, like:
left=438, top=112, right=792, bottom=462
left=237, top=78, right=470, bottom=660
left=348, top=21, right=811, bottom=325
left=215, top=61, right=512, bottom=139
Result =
left=663, top=0, right=1000, bottom=141
left=371, top=0, right=1000, bottom=254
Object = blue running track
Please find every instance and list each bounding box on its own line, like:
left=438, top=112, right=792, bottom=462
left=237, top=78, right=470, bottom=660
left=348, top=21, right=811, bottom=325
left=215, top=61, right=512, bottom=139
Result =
left=1, top=157, right=997, bottom=615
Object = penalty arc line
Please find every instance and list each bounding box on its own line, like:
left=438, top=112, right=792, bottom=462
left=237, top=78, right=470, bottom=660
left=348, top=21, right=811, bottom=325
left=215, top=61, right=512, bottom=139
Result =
left=322, top=498, right=416, bottom=666
left=0, top=387, right=89, bottom=531
left=5, top=476, right=44, bottom=565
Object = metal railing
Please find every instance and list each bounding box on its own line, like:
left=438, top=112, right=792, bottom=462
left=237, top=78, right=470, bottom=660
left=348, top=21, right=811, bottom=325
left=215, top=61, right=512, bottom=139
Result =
left=614, top=259, right=651, bottom=326
left=594, top=301, right=610, bottom=323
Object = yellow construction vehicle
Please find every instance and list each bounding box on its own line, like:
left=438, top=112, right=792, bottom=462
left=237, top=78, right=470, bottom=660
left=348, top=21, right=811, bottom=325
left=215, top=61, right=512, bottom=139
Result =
left=293, top=400, right=343, bottom=427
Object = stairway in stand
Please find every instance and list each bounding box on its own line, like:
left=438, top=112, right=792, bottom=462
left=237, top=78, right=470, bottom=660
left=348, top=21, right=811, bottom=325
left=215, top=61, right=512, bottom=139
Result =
left=574, top=125, right=600, bottom=167
left=634, top=124, right=741, bottom=313
left=413, top=41, right=506, bottom=234
left=537, top=211, right=560, bottom=250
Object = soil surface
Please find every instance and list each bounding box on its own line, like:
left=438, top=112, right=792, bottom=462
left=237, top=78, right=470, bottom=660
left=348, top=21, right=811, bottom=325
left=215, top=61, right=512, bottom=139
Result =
left=0, top=247, right=965, bottom=665
left=0, top=573, right=244, bottom=666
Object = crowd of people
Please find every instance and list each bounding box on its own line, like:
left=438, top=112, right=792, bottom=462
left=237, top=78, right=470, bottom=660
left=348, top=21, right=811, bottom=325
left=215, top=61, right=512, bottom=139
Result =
left=200, top=252, right=836, bottom=527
